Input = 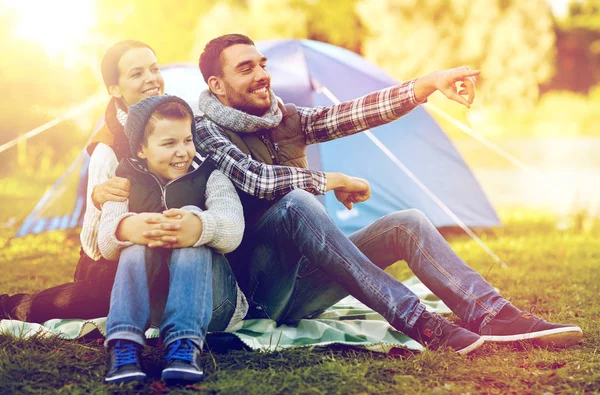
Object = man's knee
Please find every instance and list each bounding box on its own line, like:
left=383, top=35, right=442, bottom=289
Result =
left=386, top=209, right=433, bottom=230
left=281, top=189, right=324, bottom=214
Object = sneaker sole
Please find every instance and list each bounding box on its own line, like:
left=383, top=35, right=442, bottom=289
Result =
left=456, top=336, right=486, bottom=355
left=482, top=326, right=582, bottom=348
left=162, top=368, right=204, bottom=383
left=105, top=372, right=147, bottom=384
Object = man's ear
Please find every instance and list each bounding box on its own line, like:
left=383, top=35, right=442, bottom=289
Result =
left=108, top=85, right=122, bottom=99
left=137, top=146, right=146, bottom=159
left=207, top=76, right=225, bottom=96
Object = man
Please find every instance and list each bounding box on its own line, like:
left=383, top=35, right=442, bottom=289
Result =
left=149, top=34, right=582, bottom=354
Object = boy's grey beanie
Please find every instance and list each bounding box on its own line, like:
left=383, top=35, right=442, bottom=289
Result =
left=124, top=95, right=195, bottom=157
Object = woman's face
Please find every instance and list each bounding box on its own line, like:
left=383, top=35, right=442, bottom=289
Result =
left=109, top=47, right=165, bottom=107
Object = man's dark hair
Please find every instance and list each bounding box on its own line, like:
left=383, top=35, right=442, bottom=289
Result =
left=199, top=34, right=255, bottom=83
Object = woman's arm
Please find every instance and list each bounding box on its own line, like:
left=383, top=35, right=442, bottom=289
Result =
left=80, top=143, right=119, bottom=260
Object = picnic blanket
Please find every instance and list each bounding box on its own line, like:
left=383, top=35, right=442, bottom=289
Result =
left=0, top=276, right=450, bottom=353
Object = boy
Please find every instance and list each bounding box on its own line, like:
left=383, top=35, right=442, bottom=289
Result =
left=98, top=95, right=245, bottom=384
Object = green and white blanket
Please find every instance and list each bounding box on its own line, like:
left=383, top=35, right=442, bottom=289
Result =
left=0, top=277, right=449, bottom=353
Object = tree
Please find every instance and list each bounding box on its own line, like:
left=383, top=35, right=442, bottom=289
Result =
left=356, top=0, right=556, bottom=110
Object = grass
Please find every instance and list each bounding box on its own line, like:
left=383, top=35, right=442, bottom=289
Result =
left=0, top=175, right=599, bottom=394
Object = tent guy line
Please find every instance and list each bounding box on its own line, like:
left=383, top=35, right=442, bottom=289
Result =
left=314, top=79, right=509, bottom=270
left=423, top=102, right=539, bottom=176
left=0, top=94, right=106, bottom=155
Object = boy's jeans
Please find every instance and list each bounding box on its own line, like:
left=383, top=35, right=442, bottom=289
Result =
left=233, top=190, right=507, bottom=333
left=106, top=244, right=215, bottom=347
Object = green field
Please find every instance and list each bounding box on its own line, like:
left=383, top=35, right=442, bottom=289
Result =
left=0, top=175, right=599, bottom=394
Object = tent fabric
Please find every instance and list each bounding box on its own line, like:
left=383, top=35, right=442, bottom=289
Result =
left=16, top=39, right=499, bottom=238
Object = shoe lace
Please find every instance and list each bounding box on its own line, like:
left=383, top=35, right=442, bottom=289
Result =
left=521, top=304, right=537, bottom=319
left=421, top=312, right=448, bottom=338
left=165, top=339, right=195, bottom=363
left=113, top=341, right=139, bottom=368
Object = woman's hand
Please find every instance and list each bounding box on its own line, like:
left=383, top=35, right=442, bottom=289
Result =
left=91, top=176, right=130, bottom=209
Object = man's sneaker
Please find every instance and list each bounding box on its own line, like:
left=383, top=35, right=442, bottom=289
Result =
left=105, top=340, right=147, bottom=384
left=480, top=304, right=583, bottom=348
left=162, top=339, right=204, bottom=384
left=407, top=311, right=485, bottom=355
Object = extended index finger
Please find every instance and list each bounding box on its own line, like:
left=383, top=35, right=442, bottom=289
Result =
left=453, top=67, right=480, bottom=80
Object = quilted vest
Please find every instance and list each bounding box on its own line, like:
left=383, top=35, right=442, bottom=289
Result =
left=115, top=157, right=215, bottom=214
left=219, top=102, right=308, bottom=226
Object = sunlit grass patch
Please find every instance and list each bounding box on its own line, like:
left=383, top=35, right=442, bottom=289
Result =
left=0, top=178, right=599, bottom=393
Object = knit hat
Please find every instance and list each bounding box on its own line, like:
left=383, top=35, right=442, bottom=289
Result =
left=124, top=95, right=196, bottom=157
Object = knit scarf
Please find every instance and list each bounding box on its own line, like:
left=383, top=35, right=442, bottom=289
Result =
left=197, top=89, right=282, bottom=133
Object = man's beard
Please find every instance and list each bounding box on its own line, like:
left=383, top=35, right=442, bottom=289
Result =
left=224, top=82, right=271, bottom=116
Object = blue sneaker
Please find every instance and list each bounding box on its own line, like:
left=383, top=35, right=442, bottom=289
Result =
left=105, top=340, right=147, bottom=384
left=162, top=339, right=204, bottom=384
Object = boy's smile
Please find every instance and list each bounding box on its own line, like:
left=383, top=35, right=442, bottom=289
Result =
left=137, top=118, right=195, bottom=184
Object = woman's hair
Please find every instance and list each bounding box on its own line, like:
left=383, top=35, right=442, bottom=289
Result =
left=100, top=40, right=155, bottom=90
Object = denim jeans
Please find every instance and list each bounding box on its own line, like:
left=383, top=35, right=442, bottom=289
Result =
left=233, top=189, right=507, bottom=333
left=106, top=244, right=218, bottom=347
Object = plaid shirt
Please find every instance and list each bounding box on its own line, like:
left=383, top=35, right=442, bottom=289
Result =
left=195, top=79, right=420, bottom=200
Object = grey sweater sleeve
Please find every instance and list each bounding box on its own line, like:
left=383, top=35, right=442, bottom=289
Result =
left=191, top=170, right=245, bottom=254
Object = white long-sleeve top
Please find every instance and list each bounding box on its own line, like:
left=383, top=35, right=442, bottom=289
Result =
left=80, top=143, right=119, bottom=261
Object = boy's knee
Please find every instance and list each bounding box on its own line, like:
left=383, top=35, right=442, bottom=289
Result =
left=171, top=246, right=212, bottom=263
left=180, top=205, right=201, bottom=212
left=121, top=244, right=147, bottom=257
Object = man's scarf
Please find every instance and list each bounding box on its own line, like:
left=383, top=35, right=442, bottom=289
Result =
left=198, top=89, right=282, bottom=132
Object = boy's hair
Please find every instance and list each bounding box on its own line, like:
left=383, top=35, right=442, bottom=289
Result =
left=101, top=40, right=155, bottom=90
left=124, top=96, right=195, bottom=157
left=142, top=101, right=193, bottom=147
left=198, top=34, right=255, bottom=83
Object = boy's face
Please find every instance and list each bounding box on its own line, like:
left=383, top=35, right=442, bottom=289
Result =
left=137, top=118, right=195, bottom=184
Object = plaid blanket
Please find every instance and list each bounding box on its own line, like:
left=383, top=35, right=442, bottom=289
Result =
left=0, top=276, right=450, bottom=353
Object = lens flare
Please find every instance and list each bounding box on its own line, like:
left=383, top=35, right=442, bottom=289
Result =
left=4, top=0, right=97, bottom=65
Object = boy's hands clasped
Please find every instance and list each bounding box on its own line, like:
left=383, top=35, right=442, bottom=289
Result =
left=142, top=209, right=203, bottom=248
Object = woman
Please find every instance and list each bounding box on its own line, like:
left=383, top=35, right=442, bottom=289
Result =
left=0, top=41, right=247, bottom=332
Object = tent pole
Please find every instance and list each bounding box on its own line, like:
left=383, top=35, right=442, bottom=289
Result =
left=0, top=93, right=105, bottom=155
left=312, top=80, right=508, bottom=270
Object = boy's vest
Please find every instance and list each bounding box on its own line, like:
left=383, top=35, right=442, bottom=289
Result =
left=217, top=103, right=309, bottom=227
left=115, top=157, right=215, bottom=213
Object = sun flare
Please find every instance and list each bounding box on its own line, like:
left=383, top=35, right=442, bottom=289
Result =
left=4, top=0, right=97, bottom=64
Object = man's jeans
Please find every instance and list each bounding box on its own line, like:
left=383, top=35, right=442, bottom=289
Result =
left=106, top=245, right=219, bottom=347
left=233, top=189, right=508, bottom=333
